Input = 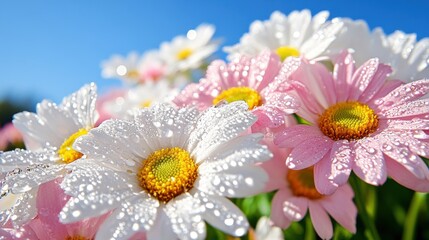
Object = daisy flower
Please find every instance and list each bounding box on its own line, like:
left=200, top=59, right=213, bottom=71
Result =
left=159, top=24, right=219, bottom=74
left=274, top=52, right=429, bottom=195
left=328, top=18, right=429, bottom=81
left=224, top=10, right=344, bottom=62
left=248, top=216, right=284, bottom=240
left=0, top=83, right=98, bottom=226
left=101, top=52, right=143, bottom=83
left=264, top=157, right=356, bottom=239
left=173, top=51, right=300, bottom=130
left=103, top=81, right=178, bottom=119
left=59, top=102, right=272, bottom=240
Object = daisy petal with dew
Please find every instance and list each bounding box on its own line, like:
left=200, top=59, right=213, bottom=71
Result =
left=274, top=51, right=429, bottom=194
left=224, top=10, right=344, bottom=62
left=59, top=102, right=272, bottom=240
left=328, top=18, right=429, bottom=81
left=174, top=51, right=300, bottom=130
left=0, top=83, right=98, bottom=226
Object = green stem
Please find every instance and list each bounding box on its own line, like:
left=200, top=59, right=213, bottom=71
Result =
left=304, top=214, right=316, bottom=240
left=403, top=192, right=426, bottom=240
left=349, top=176, right=381, bottom=240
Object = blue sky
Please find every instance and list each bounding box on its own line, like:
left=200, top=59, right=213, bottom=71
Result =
left=1, top=0, right=429, bottom=103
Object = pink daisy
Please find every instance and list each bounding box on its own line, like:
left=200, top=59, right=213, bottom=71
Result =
left=173, top=51, right=299, bottom=129
left=274, top=51, right=429, bottom=195
left=262, top=148, right=357, bottom=240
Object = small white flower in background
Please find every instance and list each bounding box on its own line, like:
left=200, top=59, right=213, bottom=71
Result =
left=101, top=52, right=142, bottom=83
left=0, top=83, right=98, bottom=226
left=249, top=216, right=284, bottom=240
left=103, top=81, right=179, bottom=119
left=224, top=10, right=344, bottom=61
left=60, top=102, right=272, bottom=240
left=159, top=24, right=220, bottom=74
left=328, top=18, right=429, bottom=81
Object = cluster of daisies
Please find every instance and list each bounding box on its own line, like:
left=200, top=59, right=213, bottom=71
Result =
left=1, top=9, right=429, bottom=240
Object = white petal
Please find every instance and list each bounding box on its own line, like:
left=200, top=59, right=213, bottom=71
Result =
left=164, top=194, right=206, bottom=240
left=74, top=120, right=149, bottom=171
left=133, top=104, right=199, bottom=150
left=60, top=82, right=98, bottom=128
left=95, top=193, right=159, bottom=240
left=0, top=189, right=37, bottom=227
left=0, top=148, right=59, bottom=172
left=199, top=134, right=272, bottom=174
left=60, top=166, right=140, bottom=223
left=188, top=102, right=256, bottom=161
left=196, top=166, right=267, bottom=198
left=198, top=193, right=249, bottom=237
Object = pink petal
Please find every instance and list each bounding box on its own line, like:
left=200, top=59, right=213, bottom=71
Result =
left=358, top=62, right=392, bottom=103
left=309, top=201, right=333, bottom=240
left=36, top=178, right=69, bottom=239
left=380, top=99, right=429, bottom=119
left=385, top=156, right=429, bottom=192
left=270, top=190, right=292, bottom=229
left=314, top=141, right=353, bottom=195
left=292, top=59, right=336, bottom=109
left=274, top=125, right=325, bottom=148
left=379, top=131, right=429, bottom=179
left=248, top=51, right=282, bottom=91
left=260, top=150, right=289, bottom=192
left=367, top=79, right=403, bottom=109
left=283, top=196, right=308, bottom=222
left=286, top=137, right=333, bottom=170
left=332, top=51, right=355, bottom=103
left=376, top=79, right=429, bottom=110
left=352, top=139, right=387, bottom=185
left=349, top=58, right=392, bottom=101
left=320, top=184, right=357, bottom=233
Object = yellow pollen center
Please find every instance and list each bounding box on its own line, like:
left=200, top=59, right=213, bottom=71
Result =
left=65, top=236, right=88, bottom=240
left=213, top=87, right=262, bottom=110
left=287, top=167, right=322, bottom=200
left=177, top=48, right=193, bottom=60
left=126, top=69, right=140, bottom=79
left=58, top=128, right=88, bottom=164
left=138, top=147, right=198, bottom=203
left=275, top=46, right=300, bottom=61
left=318, top=101, right=379, bottom=141
left=139, top=100, right=152, bottom=108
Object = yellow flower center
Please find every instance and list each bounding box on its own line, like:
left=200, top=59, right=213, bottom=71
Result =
left=58, top=128, right=88, bottom=164
left=65, top=236, right=88, bottom=240
left=139, top=100, right=152, bottom=108
left=275, top=46, right=300, bottom=61
left=126, top=69, right=140, bottom=79
left=287, top=167, right=322, bottom=200
left=318, top=101, right=379, bottom=141
left=212, top=87, right=262, bottom=110
left=176, top=48, right=193, bottom=60
left=137, top=147, right=198, bottom=203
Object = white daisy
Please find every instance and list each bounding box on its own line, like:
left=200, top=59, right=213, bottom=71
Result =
left=60, top=102, right=272, bottom=240
left=101, top=52, right=143, bottom=83
left=159, top=24, right=219, bottom=74
left=251, top=216, right=283, bottom=240
left=0, top=83, right=98, bottom=226
left=328, top=18, right=429, bottom=81
left=224, top=10, right=344, bottom=61
left=103, top=81, right=179, bottom=119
